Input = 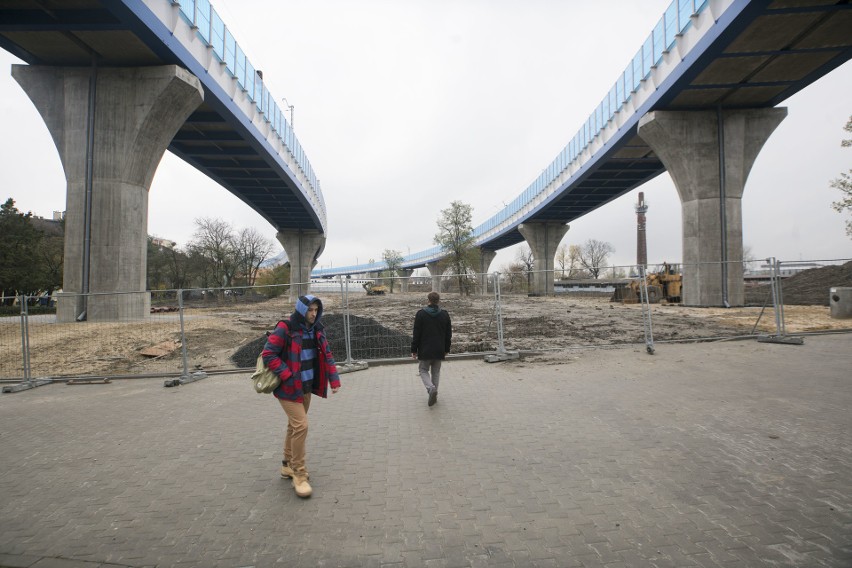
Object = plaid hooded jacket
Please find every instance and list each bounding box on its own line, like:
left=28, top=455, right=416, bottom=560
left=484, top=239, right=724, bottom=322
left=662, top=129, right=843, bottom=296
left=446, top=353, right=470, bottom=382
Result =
left=261, top=295, right=341, bottom=403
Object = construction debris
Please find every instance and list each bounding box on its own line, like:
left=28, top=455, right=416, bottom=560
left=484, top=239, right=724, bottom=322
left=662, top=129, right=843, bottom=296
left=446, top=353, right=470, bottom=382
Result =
left=745, top=261, right=852, bottom=306
left=66, top=378, right=112, bottom=385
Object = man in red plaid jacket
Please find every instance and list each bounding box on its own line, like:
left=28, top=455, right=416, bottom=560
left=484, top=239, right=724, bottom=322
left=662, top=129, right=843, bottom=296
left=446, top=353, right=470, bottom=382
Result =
left=261, top=294, right=341, bottom=498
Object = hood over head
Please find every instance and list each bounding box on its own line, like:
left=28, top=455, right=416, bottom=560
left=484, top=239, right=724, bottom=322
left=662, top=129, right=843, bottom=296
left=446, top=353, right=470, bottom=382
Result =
left=291, top=294, right=324, bottom=329
left=423, top=305, right=442, bottom=317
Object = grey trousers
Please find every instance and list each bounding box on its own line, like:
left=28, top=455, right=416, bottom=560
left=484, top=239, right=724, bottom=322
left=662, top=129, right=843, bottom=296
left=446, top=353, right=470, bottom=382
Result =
left=418, top=360, right=442, bottom=393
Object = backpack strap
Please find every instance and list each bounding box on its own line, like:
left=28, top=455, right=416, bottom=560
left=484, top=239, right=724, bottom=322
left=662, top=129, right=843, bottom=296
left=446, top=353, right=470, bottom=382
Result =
left=266, top=319, right=290, bottom=337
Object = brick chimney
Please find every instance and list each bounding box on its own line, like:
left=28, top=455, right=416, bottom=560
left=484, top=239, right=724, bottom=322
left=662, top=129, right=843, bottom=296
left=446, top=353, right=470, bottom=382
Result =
left=635, top=192, right=648, bottom=267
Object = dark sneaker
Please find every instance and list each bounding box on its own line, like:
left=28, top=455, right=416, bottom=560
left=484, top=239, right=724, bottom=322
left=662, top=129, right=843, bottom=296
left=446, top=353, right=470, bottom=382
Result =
left=428, top=390, right=437, bottom=406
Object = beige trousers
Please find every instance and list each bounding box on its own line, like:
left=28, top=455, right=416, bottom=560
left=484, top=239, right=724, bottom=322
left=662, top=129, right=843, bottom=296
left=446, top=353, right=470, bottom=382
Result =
left=279, top=394, right=312, bottom=475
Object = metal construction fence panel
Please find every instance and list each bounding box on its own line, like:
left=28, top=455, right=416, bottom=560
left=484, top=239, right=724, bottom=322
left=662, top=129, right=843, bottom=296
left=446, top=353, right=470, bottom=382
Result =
left=1, top=257, right=850, bottom=386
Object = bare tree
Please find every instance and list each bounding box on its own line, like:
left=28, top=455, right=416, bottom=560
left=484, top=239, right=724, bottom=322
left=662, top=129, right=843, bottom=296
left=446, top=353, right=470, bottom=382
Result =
left=554, top=243, right=585, bottom=279
left=189, top=217, right=238, bottom=291
left=501, top=262, right=528, bottom=293
left=434, top=201, right=478, bottom=295
left=382, top=249, right=404, bottom=292
left=742, top=243, right=757, bottom=274
left=567, top=244, right=585, bottom=278
left=555, top=244, right=568, bottom=278
left=578, top=239, right=615, bottom=279
left=830, top=116, right=852, bottom=237
left=516, top=245, right=534, bottom=290
left=235, top=227, right=275, bottom=286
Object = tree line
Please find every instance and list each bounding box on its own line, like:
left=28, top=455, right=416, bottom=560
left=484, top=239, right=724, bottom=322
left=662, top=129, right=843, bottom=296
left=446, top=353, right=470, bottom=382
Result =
left=376, top=200, right=617, bottom=294
left=0, top=199, right=63, bottom=300
left=147, top=217, right=284, bottom=291
left=0, top=202, right=288, bottom=300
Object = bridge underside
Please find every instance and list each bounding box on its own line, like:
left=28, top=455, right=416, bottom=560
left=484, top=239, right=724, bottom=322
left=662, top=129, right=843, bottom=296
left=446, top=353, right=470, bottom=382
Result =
left=0, top=1, right=321, bottom=233
left=485, top=136, right=666, bottom=251
left=480, top=0, right=852, bottom=302
left=170, top=108, right=317, bottom=231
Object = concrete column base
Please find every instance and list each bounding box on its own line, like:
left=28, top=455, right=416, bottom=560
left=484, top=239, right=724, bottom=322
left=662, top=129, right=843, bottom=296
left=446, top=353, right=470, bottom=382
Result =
left=477, top=249, right=498, bottom=295
left=638, top=108, right=786, bottom=306
left=517, top=222, right=570, bottom=296
left=426, top=261, right=442, bottom=293
left=12, top=65, right=203, bottom=322
left=276, top=230, right=325, bottom=301
left=399, top=269, right=414, bottom=293
left=57, top=291, right=151, bottom=323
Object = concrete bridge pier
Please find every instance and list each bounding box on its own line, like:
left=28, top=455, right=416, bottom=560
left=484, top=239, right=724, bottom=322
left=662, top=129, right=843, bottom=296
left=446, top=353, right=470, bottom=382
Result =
left=477, top=248, right=497, bottom=295
left=399, top=269, right=414, bottom=293
left=426, top=261, right=442, bottom=293
left=638, top=108, right=786, bottom=306
left=12, top=65, right=203, bottom=322
left=517, top=222, right=570, bottom=296
left=276, top=229, right=325, bottom=302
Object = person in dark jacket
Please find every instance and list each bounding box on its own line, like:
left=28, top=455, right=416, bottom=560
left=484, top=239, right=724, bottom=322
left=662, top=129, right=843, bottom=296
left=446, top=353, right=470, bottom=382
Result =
left=410, top=291, right=452, bottom=407
left=261, top=294, right=340, bottom=498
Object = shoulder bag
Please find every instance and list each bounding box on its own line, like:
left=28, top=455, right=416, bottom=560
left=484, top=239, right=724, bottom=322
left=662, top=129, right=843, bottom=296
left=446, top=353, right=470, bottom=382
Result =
left=251, top=354, right=280, bottom=394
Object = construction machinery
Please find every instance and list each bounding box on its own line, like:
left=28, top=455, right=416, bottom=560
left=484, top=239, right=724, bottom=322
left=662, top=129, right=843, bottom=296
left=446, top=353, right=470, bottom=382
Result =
left=611, top=262, right=682, bottom=304
left=362, top=281, right=388, bottom=296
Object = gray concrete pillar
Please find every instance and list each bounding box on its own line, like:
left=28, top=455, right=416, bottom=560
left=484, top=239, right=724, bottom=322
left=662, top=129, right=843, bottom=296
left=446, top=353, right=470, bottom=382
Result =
left=276, top=230, right=325, bottom=301
left=426, top=261, right=442, bottom=293
left=399, top=269, right=414, bottom=293
left=638, top=108, right=786, bottom=306
left=477, top=248, right=498, bottom=295
left=12, top=65, right=203, bottom=322
left=517, top=222, right=570, bottom=296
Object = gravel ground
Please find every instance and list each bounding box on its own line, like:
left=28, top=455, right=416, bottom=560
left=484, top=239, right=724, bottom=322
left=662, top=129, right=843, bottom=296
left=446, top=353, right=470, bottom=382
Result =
left=5, top=266, right=851, bottom=381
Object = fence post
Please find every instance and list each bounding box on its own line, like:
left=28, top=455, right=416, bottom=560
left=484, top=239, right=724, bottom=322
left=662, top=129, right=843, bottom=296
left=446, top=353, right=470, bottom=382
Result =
left=339, top=275, right=353, bottom=364
left=19, top=294, right=31, bottom=382
left=164, top=289, right=209, bottom=387
left=637, top=266, right=655, bottom=354
left=2, top=295, right=52, bottom=393
left=178, top=289, right=189, bottom=379
left=758, top=257, right=803, bottom=345
left=776, top=259, right=787, bottom=336
left=485, top=272, right=518, bottom=363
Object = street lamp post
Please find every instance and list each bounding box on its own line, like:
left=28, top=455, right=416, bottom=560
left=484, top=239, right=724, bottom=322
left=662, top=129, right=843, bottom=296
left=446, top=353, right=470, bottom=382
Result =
left=281, top=97, right=294, bottom=130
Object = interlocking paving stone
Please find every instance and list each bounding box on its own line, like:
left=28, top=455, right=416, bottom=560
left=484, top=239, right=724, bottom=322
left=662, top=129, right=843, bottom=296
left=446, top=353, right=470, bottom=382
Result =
left=1, top=335, right=851, bottom=567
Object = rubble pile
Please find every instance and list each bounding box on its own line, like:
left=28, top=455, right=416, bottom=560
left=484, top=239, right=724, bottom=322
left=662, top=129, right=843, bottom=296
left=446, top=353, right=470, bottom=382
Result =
left=231, top=314, right=411, bottom=368
left=745, top=261, right=852, bottom=306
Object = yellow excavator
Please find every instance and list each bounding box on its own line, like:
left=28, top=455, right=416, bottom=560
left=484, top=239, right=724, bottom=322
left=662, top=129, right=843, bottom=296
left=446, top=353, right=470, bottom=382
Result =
left=362, top=281, right=388, bottom=296
left=612, top=262, right=682, bottom=304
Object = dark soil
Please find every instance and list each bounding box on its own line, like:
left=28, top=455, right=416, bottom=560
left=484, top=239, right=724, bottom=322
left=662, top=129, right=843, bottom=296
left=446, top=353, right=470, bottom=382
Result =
left=230, top=314, right=412, bottom=368
left=745, top=261, right=852, bottom=306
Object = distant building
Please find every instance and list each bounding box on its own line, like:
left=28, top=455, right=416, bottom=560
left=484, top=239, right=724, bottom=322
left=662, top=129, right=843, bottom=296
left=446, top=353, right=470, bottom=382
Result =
left=744, top=262, right=821, bottom=281
left=150, top=237, right=176, bottom=249
left=30, top=215, right=63, bottom=236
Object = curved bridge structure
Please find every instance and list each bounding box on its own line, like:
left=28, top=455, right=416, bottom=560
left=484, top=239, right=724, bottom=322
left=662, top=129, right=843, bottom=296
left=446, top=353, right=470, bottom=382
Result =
left=3, top=1, right=851, bottom=310
left=1, top=0, right=327, bottom=318
left=314, top=0, right=851, bottom=306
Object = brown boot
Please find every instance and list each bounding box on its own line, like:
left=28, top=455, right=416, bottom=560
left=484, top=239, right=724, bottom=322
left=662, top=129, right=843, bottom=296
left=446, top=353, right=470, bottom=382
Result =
left=292, top=474, right=312, bottom=498
left=281, top=461, right=309, bottom=480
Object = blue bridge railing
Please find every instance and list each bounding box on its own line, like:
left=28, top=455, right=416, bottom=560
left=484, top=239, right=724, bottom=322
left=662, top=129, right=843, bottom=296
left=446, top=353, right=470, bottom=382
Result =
left=171, top=0, right=326, bottom=229
left=472, top=0, right=709, bottom=241
left=313, top=0, right=710, bottom=278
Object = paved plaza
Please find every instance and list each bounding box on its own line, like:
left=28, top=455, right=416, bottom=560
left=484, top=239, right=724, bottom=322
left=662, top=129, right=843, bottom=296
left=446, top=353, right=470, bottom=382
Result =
left=1, top=334, right=850, bottom=568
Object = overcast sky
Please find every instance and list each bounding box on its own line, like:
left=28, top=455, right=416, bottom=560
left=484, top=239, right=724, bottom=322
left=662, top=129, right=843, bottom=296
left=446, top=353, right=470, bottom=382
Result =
left=1, top=0, right=850, bottom=273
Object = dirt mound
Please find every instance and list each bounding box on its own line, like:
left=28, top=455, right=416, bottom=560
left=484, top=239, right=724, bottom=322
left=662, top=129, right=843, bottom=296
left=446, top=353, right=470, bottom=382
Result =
left=230, top=313, right=412, bottom=368
left=231, top=335, right=268, bottom=368
left=746, top=261, right=852, bottom=306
